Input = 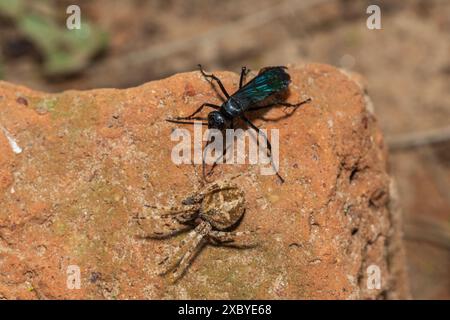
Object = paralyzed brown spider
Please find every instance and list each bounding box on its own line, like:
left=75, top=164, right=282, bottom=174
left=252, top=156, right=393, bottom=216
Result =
left=135, top=175, right=258, bottom=281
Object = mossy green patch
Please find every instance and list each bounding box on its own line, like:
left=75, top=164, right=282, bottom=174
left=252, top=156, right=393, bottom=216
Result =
left=52, top=220, right=67, bottom=236
left=29, top=94, right=100, bottom=128
left=61, top=176, right=129, bottom=274
left=36, top=97, right=57, bottom=114
left=179, top=244, right=277, bottom=299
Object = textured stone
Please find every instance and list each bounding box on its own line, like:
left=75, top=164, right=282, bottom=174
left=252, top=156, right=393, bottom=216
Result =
left=0, top=64, right=409, bottom=299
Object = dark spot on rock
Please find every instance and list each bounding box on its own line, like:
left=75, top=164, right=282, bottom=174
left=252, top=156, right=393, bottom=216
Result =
left=184, top=83, right=196, bottom=97
left=89, top=272, right=102, bottom=283
left=441, top=64, right=450, bottom=74
left=143, top=21, right=160, bottom=36
left=379, top=290, right=388, bottom=299
left=16, top=96, right=28, bottom=106
left=351, top=227, right=359, bottom=236
left=349, top=167, right=359, bottom=182
left=24, top=270, right=35, bottom=280
left=293, top=163, right=299, bottom=169
left=369, top=189, right=388, bottom=208
left=362, top=115, right=368, bottom=129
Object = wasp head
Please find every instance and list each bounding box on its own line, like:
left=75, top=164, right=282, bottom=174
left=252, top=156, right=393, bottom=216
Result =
left=207, top=111, right=230, bottom=130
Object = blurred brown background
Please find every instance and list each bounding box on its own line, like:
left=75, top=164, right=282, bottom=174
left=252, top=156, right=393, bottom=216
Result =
left=0, top=0, right=449, bottom=299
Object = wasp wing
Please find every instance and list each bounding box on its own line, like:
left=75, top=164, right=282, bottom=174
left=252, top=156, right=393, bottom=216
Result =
left=232, top=66, right=291, bottom=109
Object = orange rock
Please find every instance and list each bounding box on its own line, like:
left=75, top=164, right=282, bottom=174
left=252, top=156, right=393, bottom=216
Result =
left=0, top=131, right=14, bottom=193
left=0, top=64, right=409, bottom=299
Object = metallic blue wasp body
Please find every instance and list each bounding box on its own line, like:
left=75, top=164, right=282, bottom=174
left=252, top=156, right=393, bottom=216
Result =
left=167, top=65, right=311, bottom=182
left=224, top=67, right=291, bottom=115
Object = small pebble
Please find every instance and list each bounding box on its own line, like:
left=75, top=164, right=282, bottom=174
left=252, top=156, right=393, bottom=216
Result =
left=16, top=96, right=28, bottom=106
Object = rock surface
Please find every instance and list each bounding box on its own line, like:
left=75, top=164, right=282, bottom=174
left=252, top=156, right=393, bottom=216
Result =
left=0, top=64, right=409, bottom=299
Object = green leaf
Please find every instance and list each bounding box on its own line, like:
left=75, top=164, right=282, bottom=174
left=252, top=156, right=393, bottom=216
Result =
left=1, top=1, right=109, bottom=76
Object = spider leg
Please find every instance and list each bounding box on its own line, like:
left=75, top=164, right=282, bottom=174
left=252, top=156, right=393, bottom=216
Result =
left=135, top=214, right=192, bottom=239
left=208, top=229, right=259, bottom=248
left=246, top=97, right=311, bottom=112
left=181, top=194, right=203, bottom=206
left=143, top=204, right=200, bottom=217
left=135, top=204, right=200, bottom=238
left=239, top=66, right=250, bottom=89
left=158, top=228, right=199, bottom=275
left=196, top=174, right=241, bottom=198
left=162, top=222, right=211, bottom=281
left=240, top=115, right=285, bottom=183
left=169, top=232, right=210, bottom=281
left=172, top=103, right=220, bottom=120
left=198, top=64, right=231, bottom=99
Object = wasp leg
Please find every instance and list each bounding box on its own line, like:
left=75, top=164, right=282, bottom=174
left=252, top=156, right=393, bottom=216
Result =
left=166, top=118, right=208, bottom=126
left=246, top=97, right=311, bottom=112
left=204, top=141, right=233, bottom=179
left=202, top=139, right=216, bottom=183
left=239, top=66, right=250, bottom=89
left=173, top=103, right=220, bottom=120
left=198, top=64, right=231, bottom=99
left=203, top=120, right=235, bottom=179
left=190, top=160, right=206, bottom=188
left=240, top=115, right=285, bottom=183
